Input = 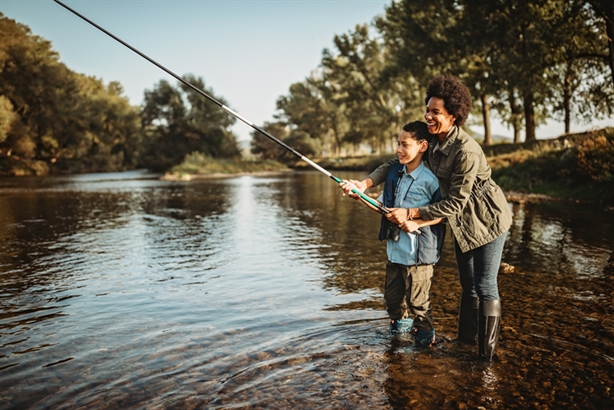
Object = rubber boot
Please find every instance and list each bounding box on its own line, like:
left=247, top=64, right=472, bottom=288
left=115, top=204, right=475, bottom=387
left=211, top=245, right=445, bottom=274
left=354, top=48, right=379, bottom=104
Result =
left=458, top=292, right=479, bottom=344
left=413, top=327, right=435, bottom=347
left=478, top=299, right=501, bottom=361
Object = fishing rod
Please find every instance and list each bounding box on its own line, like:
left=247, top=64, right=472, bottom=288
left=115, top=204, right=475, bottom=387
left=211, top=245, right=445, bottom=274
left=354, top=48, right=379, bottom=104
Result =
left=53, top=0, right=389, bottom=215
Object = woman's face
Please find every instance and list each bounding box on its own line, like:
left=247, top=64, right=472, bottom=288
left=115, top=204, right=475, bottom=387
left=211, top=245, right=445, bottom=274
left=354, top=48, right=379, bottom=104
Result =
left=424, top=96, right=456, bottom=138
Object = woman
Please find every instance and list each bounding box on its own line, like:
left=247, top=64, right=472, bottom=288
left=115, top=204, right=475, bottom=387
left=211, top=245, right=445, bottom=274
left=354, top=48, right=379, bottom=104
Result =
left=344, top=75, right=512, bottom=361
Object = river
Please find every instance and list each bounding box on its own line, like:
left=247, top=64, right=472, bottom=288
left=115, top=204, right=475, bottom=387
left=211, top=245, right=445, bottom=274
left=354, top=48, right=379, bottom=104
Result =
left=1, top=170, right=612, bottom=409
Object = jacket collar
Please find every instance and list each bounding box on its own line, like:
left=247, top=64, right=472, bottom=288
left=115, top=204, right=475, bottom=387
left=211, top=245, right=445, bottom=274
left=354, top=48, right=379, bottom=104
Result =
left=434, top=125, right=459, bottom=156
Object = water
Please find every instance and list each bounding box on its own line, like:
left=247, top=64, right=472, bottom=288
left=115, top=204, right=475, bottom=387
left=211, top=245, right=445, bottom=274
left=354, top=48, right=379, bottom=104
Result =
left=0, top=170, right=612, bottom=409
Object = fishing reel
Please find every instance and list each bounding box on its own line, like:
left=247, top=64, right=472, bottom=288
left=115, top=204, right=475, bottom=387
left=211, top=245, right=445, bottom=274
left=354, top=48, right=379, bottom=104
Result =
left=385, top=224, right=401, bottom=242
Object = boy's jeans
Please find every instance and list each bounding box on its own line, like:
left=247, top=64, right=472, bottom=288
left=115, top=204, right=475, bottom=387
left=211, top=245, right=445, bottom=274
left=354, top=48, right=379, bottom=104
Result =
left=385, top=262, right=434, bottom=331
left=454, top=232, right=508, bottom=301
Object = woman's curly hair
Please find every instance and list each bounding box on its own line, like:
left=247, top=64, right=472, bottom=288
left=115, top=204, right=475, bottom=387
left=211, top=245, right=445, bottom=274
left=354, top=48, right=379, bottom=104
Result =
left=425, top=76, right=472, bottom=126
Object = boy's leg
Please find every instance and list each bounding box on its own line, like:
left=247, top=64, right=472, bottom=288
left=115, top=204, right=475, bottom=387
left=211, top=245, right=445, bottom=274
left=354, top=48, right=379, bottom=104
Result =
left=384, top=261, right=409, bottom=320
left=407, top=265, right=436, bottom=346
left=406, top=264, right=434, bottom=332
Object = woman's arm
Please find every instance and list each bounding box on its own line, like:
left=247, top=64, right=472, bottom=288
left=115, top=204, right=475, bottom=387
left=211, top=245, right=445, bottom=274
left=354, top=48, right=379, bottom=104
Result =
left=415, top=151, right=482, bottom=221
left=367, top=158, right=398, bottom=187
left=398, top=217, right=446, bottom=233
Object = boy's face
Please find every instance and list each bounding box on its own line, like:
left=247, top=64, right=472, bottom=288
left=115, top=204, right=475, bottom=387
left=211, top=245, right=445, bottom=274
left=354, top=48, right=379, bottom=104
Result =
left=397, top=131, right=427, bottom=166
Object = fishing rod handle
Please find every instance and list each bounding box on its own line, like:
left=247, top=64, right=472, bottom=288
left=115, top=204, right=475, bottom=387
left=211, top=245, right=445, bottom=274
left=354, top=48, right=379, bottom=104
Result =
left=331, top=176, right=389, bottom=214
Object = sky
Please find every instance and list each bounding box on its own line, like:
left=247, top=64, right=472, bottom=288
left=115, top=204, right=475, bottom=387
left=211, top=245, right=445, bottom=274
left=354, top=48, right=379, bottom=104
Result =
left=1, top=0, right=612, bottom=143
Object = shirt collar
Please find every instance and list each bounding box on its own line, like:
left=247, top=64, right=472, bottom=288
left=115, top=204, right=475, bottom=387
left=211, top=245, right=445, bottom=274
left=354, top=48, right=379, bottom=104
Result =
left=403, top=161, right=425, bottom=179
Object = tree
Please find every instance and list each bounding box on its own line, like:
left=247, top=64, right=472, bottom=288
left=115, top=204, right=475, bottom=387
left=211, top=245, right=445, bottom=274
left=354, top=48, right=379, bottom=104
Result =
left=375, top=1, right=487, bottom=142
left=275, top=78, right=331, bottom=152
left=0, top=14, right=142, bottom=174
left=545, top=1, right=613, bottom=133
left=586, top=0, right=614, bottom=84
left=141, top=75, right=239, bottom=171
left=250, top=121, right=289, bottom=160
left=322, top=25, right=398, bottom=153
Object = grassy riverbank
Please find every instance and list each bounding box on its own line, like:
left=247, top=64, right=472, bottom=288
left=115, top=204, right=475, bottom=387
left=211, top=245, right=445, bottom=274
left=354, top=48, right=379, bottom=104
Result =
left=163, top=152, right=289, bottom=180
left=165, top=128, right=613, bottom=205
left=292, top=128, right=614, bottom=206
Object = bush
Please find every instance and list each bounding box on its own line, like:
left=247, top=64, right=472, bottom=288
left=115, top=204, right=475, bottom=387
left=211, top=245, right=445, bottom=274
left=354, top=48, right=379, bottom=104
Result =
left=168, top=151, right=287, bottom=178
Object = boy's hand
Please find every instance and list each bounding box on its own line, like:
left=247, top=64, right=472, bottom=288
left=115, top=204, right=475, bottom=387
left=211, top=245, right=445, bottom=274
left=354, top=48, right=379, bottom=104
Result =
left=339, top=179, right=366, bottom=199
left=399, top=220, right=420, bottom=233
left=385, top=207, right=409, bottom=224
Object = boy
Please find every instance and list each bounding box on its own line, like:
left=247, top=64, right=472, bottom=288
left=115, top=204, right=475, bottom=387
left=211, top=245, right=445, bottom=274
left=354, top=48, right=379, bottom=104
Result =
left=341, top=121, right=445, bottom=347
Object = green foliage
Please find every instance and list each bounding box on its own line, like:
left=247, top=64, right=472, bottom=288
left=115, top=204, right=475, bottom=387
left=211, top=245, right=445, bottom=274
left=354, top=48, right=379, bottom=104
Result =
left=250, top=120, right=322, bottom=165
left=140, top=75, right=240, bottom=171
left=275, top=0, right=613, bottom=152
left=491, top=128, right=614, bottom=204
left=250, top=121, right=290, bottom=160
left=572, top=132, right=614, bottom=183
left=292, top=128, right=614, bottom=204
left=168, top=151, right=287, bottom=178
left=0, top=14, right=142, bottom=175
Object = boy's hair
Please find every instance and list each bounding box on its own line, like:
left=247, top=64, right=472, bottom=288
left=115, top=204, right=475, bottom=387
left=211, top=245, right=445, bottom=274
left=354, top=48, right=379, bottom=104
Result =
left=402, top=121, right=430, bottom=142
left=424, top=75, right=472, bottom=126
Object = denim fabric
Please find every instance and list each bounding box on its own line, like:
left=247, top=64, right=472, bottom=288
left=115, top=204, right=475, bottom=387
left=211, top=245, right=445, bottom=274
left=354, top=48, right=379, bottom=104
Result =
left=454, top=231, right=507, bottom=301
left=378, top=161, right=445, bottom=265
left=368, top=126, right=513, bottom=253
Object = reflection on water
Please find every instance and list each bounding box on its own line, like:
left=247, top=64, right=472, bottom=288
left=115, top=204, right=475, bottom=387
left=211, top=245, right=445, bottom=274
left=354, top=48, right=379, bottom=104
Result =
left=0, top=170, right=612, bottom=409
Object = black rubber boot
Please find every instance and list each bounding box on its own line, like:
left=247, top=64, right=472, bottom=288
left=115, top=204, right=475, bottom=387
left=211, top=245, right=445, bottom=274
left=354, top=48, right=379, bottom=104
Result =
left=478, top=299, right=501, bottom=361
left=458, top=292, right=479, bottom=344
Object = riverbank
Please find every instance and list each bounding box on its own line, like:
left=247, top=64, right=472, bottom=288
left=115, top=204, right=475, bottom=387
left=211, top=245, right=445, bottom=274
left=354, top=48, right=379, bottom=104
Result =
left=162, top=152, right=290, bottom=180
left=290, top=128, right=614, bottom=207
left=159, top=128, right=614, bottom=206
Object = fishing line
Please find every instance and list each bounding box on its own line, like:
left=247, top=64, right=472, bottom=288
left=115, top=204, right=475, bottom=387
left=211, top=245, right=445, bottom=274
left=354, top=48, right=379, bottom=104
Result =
left=53, top=0, right=389, bottom=215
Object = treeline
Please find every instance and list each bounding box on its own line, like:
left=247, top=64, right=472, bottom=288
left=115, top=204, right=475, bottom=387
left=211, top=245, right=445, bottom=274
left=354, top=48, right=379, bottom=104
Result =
left=3, top=1, right=613, bottom=176
left=252, top=0, right=614, bottom=160
left=0, top=14, right=239, bottom=176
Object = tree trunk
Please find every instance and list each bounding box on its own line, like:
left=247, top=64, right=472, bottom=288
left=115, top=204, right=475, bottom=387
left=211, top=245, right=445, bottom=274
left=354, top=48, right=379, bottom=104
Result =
left=509, top=87, right=523, bottom=143
left=480, top=94, right=493, bottom=145
left=523, top=92, right=536, bottom=142
left=605, top=6, right=614, bottom=85
left=589, top=0, right=614, bottom=84
left=331, top=124, right=341, bottom=156
left=563, top=63, right=574, bottom=134
left=513, top=116, right=522, bottom=144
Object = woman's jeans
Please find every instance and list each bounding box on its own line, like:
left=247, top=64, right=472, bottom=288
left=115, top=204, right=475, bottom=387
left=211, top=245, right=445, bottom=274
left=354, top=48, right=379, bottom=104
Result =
left=454, top=232, right=508, bottom=301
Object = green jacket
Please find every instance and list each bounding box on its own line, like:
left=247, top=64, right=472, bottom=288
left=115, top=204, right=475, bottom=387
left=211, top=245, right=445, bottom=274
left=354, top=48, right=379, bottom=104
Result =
left=368, top=125, right=512, bottom=253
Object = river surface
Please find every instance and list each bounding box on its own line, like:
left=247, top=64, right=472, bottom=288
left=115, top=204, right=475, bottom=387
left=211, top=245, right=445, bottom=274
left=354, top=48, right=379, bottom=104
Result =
left=0, top=170, right=612, bottom=409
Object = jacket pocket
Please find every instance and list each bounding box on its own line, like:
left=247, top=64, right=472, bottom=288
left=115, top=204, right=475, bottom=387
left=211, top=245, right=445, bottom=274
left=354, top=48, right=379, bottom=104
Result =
left=435, top=165, right=452, bottom=180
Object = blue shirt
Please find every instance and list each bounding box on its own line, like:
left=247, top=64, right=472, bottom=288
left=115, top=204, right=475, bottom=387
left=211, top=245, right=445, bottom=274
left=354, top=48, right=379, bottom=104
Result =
left=378, top=162, right=440, bottom=266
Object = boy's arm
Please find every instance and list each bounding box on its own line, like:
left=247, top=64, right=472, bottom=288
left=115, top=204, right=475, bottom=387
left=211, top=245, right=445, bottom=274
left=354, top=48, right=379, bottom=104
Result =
left=339, top=180, right=383, bottom=213
left=339, top=158, right=398, bottom=197
left=358, top=195, right=383, bottom=213
left=340, top=178, right=374, bottom=196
